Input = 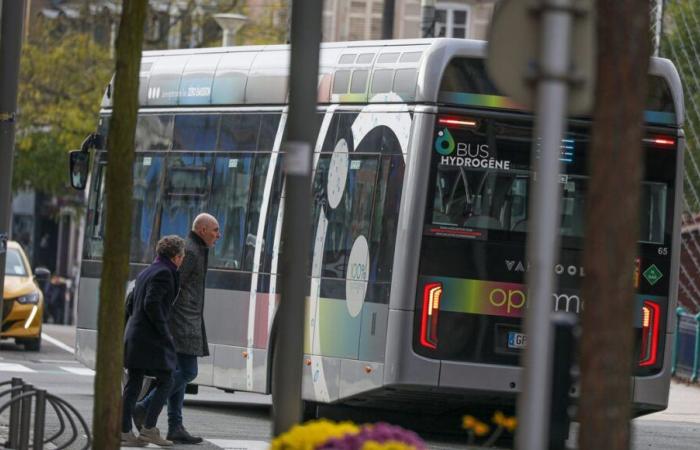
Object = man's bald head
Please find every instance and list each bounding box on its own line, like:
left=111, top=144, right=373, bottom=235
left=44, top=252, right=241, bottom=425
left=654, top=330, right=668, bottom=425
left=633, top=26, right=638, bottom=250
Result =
left=192, top=213, right=221, bottom=247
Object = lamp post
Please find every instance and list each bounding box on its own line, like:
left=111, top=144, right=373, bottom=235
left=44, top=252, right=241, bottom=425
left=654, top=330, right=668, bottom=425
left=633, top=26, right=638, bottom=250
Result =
left=213, top=13, right=247, bottom=46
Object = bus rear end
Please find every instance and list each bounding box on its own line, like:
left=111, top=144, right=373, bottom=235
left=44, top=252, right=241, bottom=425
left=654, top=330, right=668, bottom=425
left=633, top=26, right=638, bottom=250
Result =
left=410, top=109, right=679, bottom=416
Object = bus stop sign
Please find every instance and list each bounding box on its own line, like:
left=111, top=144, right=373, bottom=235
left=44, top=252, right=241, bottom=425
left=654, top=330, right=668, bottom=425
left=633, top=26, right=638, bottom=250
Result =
left=486, top=0, right=596, bottom=116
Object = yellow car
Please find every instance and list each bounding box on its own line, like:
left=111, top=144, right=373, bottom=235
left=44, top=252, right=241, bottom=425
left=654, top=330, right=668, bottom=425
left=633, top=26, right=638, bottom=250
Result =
left=2, top=241, right=50, bottom=351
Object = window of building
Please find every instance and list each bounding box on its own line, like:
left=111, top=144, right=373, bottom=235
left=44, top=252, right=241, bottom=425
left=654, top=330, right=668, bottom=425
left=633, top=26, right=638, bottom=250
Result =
left=435, top=3, right=470, bottom=38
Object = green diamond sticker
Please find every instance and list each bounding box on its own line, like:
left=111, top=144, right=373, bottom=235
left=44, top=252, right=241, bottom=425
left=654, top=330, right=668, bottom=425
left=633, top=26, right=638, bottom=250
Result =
left=643, top=264, right=663, bottom=286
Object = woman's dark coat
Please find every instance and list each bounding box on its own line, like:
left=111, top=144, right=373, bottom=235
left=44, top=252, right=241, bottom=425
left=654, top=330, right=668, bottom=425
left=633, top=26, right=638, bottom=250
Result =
left=124, top=258, right=180, bottom=371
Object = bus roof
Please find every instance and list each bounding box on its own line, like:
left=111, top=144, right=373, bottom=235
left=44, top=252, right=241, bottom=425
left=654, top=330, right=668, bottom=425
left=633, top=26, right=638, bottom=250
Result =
left=102, top=38, right=683, bottom=127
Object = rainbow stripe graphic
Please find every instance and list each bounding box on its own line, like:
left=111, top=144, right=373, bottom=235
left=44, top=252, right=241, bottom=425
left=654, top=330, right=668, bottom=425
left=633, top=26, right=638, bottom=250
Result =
left=439, top=91, right=677, bottom=126
left=421, top=276, right=529, bottom=318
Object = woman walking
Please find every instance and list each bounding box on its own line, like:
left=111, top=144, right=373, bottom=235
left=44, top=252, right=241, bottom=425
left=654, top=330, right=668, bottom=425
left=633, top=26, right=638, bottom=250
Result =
left=121, top=235, right=185, bottom=446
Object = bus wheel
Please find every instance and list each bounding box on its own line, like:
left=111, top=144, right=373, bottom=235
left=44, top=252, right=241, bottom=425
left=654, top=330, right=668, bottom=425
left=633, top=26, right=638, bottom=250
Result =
left=302, top=401, right=318, bottom=422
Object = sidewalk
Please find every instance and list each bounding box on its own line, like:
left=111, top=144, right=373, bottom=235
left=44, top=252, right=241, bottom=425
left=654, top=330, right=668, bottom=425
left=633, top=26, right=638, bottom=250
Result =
left=636, top=380, right=700, bottom=424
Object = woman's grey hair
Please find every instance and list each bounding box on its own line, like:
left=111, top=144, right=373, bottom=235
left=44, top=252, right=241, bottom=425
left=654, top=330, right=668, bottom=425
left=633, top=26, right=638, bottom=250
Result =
left=156, top=235, right=185, bottom=260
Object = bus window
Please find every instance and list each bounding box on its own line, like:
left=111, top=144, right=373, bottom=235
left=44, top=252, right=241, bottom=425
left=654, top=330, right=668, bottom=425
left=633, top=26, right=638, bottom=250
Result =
left=173, top=114, right=219, bottom=150
left=219, top=114, right=261, bottom=151
left=258, top=114, right=282, bottom=150
left=370, top=154, right=405, bottom=283
left=135, top=115, right=173, bottom=150
left=641, top=182, right=668, bottom=244
left=159, top=154, right=212, bottom=239
left=315, top=153, right=379, bottom=279
left=131, top=154, right=165, bottom=263
left=243, top=155, right=272, bottom=272
left=209, top=155, right=255, bottom=269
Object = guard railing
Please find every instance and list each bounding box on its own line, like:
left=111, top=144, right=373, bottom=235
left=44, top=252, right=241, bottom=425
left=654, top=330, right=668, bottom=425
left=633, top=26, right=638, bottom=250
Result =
left=0, top=378, right=91, bottom=450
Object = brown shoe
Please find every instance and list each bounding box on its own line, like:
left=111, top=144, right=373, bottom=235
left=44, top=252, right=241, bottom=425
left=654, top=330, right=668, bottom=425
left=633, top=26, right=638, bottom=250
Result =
left=138, top=427, right=173, bottom=446
left=120, top=430, right=147, bottom=447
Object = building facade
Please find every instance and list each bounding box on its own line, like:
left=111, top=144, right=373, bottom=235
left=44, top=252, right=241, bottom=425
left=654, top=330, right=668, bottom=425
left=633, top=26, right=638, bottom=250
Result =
left=322, top=0, right=496, bottom=42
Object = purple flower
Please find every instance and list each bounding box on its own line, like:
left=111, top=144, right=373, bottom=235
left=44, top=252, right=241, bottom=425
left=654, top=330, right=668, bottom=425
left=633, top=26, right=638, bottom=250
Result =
left=317, top=423, right=426, bottom=450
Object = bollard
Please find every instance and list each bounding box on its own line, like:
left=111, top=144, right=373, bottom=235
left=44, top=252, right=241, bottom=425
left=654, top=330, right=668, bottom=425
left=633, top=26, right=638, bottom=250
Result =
left=549, top=313, right=578, bottom=450
left=691, top=313, right=700, bottom=383
left=671, top=307, right=685, bottom=376
left=32, top=390, right=46, bottom=450
left=8, top=377, right=23, bottom=448
left=18, top=384, right=33, bottom=450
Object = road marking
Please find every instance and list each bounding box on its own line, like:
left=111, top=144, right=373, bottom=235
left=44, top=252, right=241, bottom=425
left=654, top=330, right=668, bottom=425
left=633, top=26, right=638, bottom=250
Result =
left=207, top=440, right=269, bottom=450
left=60, top=366, right=95, bottom=376
left=42, top=332, right=75, bottom=354
left=38, top=359, right=80, bottom=364
left=0, top=363, right=35, bottom=373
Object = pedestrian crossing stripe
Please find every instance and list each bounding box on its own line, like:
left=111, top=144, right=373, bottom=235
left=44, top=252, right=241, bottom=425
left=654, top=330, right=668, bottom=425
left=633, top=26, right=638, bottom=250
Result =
left=207, top=440, right=269, bottom=449
left=0, top=363, right=36, bottom=373
left=120, top=440, right=269, bottom=449
left=60, top=366, right=95, bottom=376
left=0, top=363, right=94, bottom=376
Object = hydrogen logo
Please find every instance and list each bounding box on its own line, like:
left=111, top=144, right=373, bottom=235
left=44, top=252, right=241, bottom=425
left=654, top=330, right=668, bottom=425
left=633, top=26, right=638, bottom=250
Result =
left=434, top=128, right=455, bottom=155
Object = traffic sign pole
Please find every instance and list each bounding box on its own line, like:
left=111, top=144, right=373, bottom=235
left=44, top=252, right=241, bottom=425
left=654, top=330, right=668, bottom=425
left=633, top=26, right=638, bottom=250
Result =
left=516, top=2, right=578, bottom=449
left=0, top=0, right=26, bottom=303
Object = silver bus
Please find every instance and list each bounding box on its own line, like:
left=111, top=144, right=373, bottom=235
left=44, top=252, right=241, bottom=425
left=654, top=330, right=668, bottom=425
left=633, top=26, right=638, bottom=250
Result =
left=74, top=38, right=684, bottom=417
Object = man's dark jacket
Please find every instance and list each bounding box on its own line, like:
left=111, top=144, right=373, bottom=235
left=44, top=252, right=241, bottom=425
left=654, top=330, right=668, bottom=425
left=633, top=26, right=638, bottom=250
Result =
left=124, top=257, right=180, bottom=371
left=169, top=231, right=210, bottom=356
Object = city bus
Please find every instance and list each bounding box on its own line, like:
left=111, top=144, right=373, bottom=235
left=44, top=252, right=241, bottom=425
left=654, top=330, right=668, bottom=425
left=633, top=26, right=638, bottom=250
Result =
left=72, top=38, right=684, bottom=417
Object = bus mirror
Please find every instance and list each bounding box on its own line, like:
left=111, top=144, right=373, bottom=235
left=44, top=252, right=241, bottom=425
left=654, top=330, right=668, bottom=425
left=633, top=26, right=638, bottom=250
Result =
left=69, top=150, right=90, bottom=190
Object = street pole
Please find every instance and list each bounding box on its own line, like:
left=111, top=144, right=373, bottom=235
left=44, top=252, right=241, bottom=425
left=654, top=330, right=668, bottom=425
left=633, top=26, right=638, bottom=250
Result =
left=382, top=0, right=395, bottom=39
left=516, top=1, right=575, bottom=449
left=421, top=0, right=435, bottom=38
left=272, top=0, right=323, bottom=437
left=0, top=0, right=26, bottom=301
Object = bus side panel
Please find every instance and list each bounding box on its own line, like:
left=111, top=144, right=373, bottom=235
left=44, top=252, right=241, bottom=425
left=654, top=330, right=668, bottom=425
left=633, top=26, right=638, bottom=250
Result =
left=384, top=108, right=440, bottom=387
left=75, top=327, right=97, bottom=369
left=76, top=276, right=100, bottom=330
left=305, top=106, right=413, bottom=402
left=633, top=336, right=673, bottom=413
left=666, top=134, right=684, bottom=334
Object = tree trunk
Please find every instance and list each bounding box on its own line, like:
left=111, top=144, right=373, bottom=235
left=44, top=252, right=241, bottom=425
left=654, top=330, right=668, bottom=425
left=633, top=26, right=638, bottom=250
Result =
left=579, top=2, right=650, bottom=449
left=91, top=1, right=147, bottom=448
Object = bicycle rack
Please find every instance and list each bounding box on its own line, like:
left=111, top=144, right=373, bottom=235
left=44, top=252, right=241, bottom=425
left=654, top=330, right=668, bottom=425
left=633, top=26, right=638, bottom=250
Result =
left=0, top=378, right=92, bottom=450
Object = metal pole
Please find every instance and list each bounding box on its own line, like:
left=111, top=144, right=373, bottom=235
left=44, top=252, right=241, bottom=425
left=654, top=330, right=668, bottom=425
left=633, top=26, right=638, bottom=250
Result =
left=382, top=0, right=395, bottom=39
left=548, top=313, right=577, bottom=450
left=8, top=377, right=23, bottom=448
left=19, top=384, right=33, bottom=450
left=32, top=389, right=46, bottom=450
left=516, top=1, right=575, bottom=449
left=0, top=0, right=26, bottom=302
left=271, top=0, right=323, bottom=437
left=421, top=0, right=436, bottom=38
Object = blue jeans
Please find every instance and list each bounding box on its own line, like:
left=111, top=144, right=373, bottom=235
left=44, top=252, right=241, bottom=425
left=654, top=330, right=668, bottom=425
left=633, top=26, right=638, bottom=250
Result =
left=122, top=369, right=173, bottom=432
left=139, top=353, right=198, bottom=430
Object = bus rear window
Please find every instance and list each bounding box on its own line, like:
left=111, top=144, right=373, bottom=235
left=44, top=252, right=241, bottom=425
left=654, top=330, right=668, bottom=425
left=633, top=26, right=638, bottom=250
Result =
left=426, top=118, right=671, bottom=245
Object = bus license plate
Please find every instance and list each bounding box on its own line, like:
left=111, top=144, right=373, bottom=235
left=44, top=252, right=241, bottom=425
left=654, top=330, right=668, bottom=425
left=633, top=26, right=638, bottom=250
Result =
left=507, top=331, right=528, bottom=349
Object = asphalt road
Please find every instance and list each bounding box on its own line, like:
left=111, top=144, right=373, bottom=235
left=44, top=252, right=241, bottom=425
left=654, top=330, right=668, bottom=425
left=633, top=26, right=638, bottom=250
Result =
left=1, top=325, right=699, bottom=449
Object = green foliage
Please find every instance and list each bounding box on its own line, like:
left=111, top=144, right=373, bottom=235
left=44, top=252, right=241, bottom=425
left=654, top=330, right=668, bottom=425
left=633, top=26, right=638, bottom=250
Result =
left=13, top=26, right=112, bottom=197
left=662, top=0, right=700, bottom=212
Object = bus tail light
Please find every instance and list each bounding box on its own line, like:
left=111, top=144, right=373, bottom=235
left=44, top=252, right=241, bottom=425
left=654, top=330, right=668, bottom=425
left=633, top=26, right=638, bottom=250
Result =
left=420, top=282, right=443, bottom=349
left=437, top=116, right=478, bottom=128
left=643, top=136, right=676, bottom=148
left=639, top=300, right=661, bottom=367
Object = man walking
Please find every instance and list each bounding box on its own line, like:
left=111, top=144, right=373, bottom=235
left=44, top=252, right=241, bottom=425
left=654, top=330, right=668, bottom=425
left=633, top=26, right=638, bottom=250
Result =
left=136, top=213, right=221, bottom=444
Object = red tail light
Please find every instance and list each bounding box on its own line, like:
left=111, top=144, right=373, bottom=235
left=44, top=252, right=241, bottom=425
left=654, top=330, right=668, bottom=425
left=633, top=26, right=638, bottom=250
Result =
left=639, top=300, right=661, bottom=367
left=643, top=136, right=676, bottom=148
left=437, top=116, right=478, bottom=128
left=420, top=282, right=442, bottom=349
